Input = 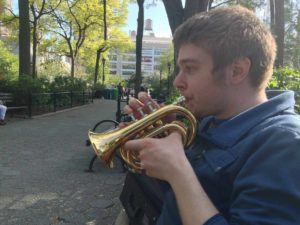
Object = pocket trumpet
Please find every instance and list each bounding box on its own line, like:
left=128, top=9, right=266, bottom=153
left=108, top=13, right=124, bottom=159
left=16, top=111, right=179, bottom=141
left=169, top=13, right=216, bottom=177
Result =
left=88, top=96, right=197, bottom=173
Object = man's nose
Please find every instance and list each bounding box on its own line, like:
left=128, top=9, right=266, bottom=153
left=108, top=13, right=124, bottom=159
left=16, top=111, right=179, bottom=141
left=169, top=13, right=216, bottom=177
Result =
left=173, top=72, right=184, bottom=90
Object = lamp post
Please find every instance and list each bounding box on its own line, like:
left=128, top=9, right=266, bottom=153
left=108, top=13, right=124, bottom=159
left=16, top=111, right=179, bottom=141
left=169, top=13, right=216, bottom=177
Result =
left=159, top=69, right=162, bottom=93
left=167, top=62, right=171, bottom=96
left=102, top=57, right=106, bottom=84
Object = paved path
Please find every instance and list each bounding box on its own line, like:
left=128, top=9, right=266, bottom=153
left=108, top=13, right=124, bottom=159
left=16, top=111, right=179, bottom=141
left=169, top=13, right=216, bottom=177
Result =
left=0, top=100, right=127, bottom=225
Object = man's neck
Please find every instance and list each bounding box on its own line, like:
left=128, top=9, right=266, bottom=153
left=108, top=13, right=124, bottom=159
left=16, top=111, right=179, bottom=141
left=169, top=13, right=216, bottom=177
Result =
left=216, top=88, right=267, bottom=120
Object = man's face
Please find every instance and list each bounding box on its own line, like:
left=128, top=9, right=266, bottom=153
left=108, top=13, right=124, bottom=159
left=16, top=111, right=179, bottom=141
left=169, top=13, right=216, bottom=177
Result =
left=173, top=43, right=229, bottom=119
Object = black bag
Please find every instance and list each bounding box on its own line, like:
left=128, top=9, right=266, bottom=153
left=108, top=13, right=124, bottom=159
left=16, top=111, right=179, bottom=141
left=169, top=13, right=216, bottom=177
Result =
left=120, top=173, right=161, bottom=225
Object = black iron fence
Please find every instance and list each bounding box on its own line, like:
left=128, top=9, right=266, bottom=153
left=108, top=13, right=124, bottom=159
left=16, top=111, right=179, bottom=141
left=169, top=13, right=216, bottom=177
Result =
left=11, top=90, right=93, bottom=117
left=29, top=91, right=93, bottom=117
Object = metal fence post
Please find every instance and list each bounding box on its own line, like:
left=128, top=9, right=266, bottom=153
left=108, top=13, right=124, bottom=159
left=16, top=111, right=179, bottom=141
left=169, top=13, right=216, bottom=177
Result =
left=53, top=92, right=57, bottom=112
left=27, top=91, right=32, bottom=118
left=70, top=91, right=73, bottom=108
left=116, top=92, right=121, bottom=123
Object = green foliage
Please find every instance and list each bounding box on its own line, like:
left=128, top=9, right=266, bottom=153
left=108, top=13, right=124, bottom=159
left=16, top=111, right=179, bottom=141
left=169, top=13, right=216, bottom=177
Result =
left=0, top=75, right=48, bottom=93
left=38, top=60, right=70, bottom=79
left=105, top=74, right=125, bottom=87
left=165, top=89, right=180, bottom=104
left=0, top=40, right=18, bottom=81
left=157, top=44, right=174, bottom=75
left=226, top=0, right=265, bottom=11
left=269, top=66, right=300, bottom=90
left=269, top=66, right=300, bottom=110
left=0, top=74, right=88, bottom=94
left=48, top=76, right=88, bottom=92
left=146, top=73, right=169, bottom=98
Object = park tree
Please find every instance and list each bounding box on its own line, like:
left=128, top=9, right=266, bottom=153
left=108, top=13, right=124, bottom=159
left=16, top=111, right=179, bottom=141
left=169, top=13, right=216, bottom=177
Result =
left=0, top=0, right=19, bottom=44
left=134, top=0, right=145, bottom=96
left=93, top=0, right=107, bottom=85
left=161, top=0, right=211, bottom=36
left=79, top=0, right=131, bottom=85
left=47, top=0, right=130, bottom=79
left=18, top=0, right=31, bottom=78
left=29, top=0, right=62, bottom=78
left=47, top=0, right=104, bottom=78
left=270, top=0, right=285, bottom=67
left=283, top=1, right=300, bottom=69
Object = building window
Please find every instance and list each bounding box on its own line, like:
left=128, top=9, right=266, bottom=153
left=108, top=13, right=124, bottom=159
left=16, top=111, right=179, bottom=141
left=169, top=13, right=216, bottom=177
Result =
left=122, top=71, right=135, bottom=76
left=154, top=56, right=162, bottom=62
left=142, top=56, right=152, bottom=63
left=122, top=63, right=136, bottom=70
left=154, top=65, right=161, bottom=71
left=142, top=48, right=153, bottom=55
left=142, top=64, right=152, bottom=71
left=154, top=49, right=166, bottom=55
left=110, top=63, right=117, bottom=69
left=122, top=54, right=136, bottom=62
left=109, top=54, right=118, bottom=61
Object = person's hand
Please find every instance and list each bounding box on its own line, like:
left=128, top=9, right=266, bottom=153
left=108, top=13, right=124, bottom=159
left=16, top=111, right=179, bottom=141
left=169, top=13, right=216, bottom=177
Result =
left=124, top=131, right=188, bottom=182
left=121, top=91, right=175, bottom=125
left=123, top=91, right=160, bottom=121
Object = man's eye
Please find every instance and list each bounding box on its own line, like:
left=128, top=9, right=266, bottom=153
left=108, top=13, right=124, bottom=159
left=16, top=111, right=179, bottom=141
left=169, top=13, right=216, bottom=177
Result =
left=185, top=66, right=194, bottom=73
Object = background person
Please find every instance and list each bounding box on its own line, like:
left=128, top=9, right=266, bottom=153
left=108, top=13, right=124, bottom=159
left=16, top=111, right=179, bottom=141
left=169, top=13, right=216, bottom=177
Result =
left=0, top=100, right=7, bottom=125
left=122, top=6, right=300, bottom=225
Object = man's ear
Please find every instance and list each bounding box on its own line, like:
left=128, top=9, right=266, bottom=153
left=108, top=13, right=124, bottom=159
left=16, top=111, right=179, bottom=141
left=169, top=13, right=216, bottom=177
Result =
left=229, top=57, right=251, bottom=85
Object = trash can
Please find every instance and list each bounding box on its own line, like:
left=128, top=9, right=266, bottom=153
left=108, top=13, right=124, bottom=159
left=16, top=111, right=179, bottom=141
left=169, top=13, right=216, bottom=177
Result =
left=112, top=88, right=118, bottom=100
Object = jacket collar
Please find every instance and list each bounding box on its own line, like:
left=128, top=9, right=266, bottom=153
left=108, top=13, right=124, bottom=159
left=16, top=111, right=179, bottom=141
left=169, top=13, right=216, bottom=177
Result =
left=197, top=90, right=295, bottom=148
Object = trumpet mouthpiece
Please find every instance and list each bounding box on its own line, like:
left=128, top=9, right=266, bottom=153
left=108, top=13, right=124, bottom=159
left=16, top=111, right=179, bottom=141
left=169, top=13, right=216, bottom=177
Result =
left=173, top=96, right=186, bottom=105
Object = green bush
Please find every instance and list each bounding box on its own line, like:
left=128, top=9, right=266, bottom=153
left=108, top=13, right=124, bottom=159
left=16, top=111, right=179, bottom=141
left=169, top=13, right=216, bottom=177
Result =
left=0, top=75, right=89, bottom=94
left=0, top=75, right=48, bottom=93
left=269, top=67, right=300, bottom=91
left=269, top=66, right=300, bottom=111
left=48, top=76, right=88, bottom=92
left=0, top=40, right=18, bottom=81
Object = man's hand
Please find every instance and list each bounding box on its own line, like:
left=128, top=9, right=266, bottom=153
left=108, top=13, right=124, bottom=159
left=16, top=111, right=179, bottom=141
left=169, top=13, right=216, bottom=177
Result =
left=123, top=92, right=160, bottom=120
left=124, top=132, right=187, bottom=182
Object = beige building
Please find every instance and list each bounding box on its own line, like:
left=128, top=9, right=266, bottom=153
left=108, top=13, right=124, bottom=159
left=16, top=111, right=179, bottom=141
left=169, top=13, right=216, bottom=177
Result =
left=0, top=0, right=12, bottom=39
left=109, top=19, right=172, bottom=80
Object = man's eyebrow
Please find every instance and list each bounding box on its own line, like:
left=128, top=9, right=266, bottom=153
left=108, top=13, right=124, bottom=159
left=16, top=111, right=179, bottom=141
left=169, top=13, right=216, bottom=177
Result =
left=177, top=58, right=200, bottom=65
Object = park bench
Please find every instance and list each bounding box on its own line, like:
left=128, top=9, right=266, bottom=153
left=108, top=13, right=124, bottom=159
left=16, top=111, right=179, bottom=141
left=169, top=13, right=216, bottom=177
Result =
left=0, top=92, right=29, bottom=117
left=85, top=91, right=130, bottom=173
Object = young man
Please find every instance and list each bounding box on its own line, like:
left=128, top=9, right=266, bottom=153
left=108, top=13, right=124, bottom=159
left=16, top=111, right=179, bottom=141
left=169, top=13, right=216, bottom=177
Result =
left=122, top=6, right=300, bottom=225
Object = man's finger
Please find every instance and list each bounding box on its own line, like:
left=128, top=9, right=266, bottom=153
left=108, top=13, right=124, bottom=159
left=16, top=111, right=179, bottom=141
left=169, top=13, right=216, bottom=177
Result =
left=124, top=139, right=144, bottom=152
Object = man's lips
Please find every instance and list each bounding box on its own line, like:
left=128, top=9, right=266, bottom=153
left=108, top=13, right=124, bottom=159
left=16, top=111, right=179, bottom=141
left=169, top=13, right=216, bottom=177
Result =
left=184, top=97, right=191, bottom=104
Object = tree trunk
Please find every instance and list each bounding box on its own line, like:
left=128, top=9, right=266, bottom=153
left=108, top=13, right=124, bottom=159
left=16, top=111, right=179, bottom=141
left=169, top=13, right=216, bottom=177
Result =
left=162, top=0, right=184, bottom=35
left=269, top=0, right=275, bottom=32
left=274, top=0, right=284, bottom=67
left=18, top=0, right=31, bottom=77
left=32, top=20, right=38, bottom=78
left=103, top=0, right=107, bottom=41
left=102, top=0, right=107, bottom=84
left=94, top=49, right=101, bottom=85
left=134, top=0, right=144, bottom=97
left=184, top=0, right=210, bottom=19
left=71, top=56, right=75, bottom=78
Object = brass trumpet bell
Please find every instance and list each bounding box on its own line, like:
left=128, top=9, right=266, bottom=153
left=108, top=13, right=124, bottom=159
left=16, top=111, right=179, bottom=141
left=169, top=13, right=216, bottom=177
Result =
left=88, top=97, right=198, bottom=173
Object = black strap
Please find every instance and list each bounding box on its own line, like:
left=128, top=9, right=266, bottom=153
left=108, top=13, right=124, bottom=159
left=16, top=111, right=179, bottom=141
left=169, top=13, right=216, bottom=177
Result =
left=120, top=173, right=161, bottom=225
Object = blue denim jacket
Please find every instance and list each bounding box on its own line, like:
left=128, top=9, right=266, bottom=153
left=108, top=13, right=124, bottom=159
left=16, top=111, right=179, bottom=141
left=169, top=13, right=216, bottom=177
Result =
left=156, top=90, right=300, bottom=225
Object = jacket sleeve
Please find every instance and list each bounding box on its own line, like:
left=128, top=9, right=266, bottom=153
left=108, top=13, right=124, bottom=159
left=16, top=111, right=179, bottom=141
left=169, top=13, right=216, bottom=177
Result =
left=228, top=126, right=300, bottom=225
